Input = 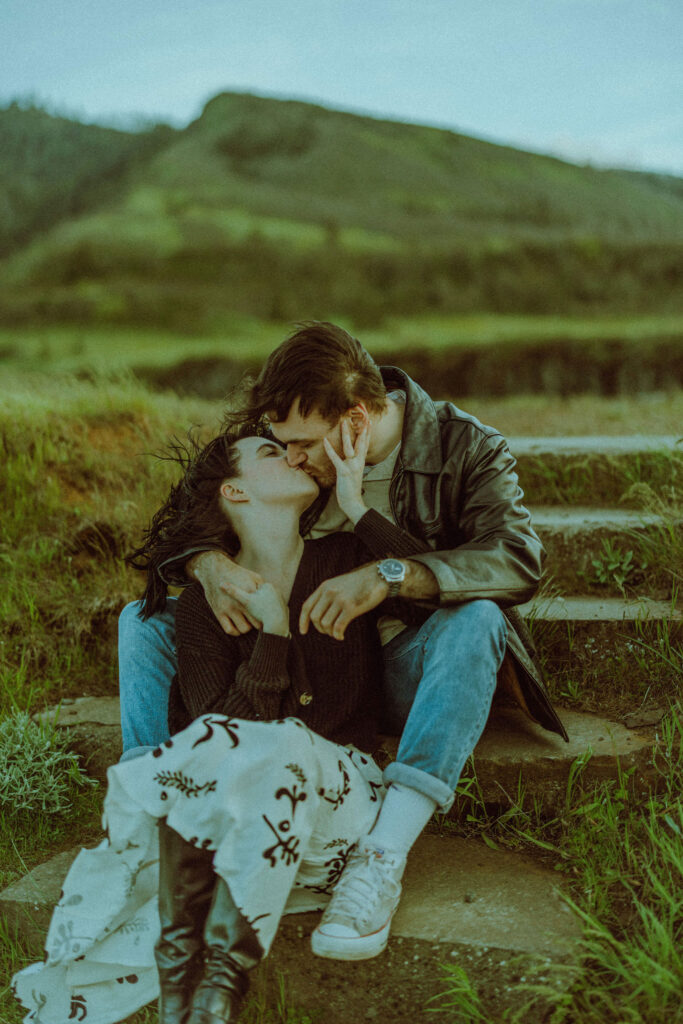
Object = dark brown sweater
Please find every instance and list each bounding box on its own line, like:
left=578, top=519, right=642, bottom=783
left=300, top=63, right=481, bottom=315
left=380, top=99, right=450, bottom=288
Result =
left=169, top=509, right=431, bottom=753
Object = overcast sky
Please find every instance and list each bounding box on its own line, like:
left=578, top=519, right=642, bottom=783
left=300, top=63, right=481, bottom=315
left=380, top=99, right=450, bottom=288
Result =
left=3, top=0, right=682, bottom=175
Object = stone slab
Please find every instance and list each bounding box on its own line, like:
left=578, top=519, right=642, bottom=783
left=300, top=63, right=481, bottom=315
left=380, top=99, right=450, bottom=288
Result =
left=518, top=595, right=681, bottom=621
left=35, top=697, right=121, bottom=728
left=511, top=436, right=681, bottom=456
left=1, top=836, right=579, bottom=1023
left=34, top=697, right=122, bottom=783
left=380, top=706, right=657, bottom=814
left=531, top=507, right=667, bottom=532
left=394, top=835, right=579, bottom=954
left=1, top=848, right=81, bottom=945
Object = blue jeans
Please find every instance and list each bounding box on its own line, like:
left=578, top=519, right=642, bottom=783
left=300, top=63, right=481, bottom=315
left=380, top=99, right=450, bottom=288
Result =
left=118, top=600, right=506, bottom=811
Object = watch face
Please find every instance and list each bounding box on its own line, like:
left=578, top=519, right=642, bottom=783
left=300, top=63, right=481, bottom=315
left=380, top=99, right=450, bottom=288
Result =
left=379, top=559, right=405, bottom=581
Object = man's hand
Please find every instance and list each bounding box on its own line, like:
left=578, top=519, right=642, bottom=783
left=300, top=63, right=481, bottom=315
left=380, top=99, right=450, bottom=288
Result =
left=189, top=551, right=263, bottom=635
left=299, top=558, right=440, bottom=640
left=299, top=563, right=388, bottom=640
left=223, top=581, right=290, bottom=637
left=323, top=420, right=370, bottom=525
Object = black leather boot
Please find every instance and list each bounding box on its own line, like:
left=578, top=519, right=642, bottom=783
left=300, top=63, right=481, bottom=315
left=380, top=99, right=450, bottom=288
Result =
left=186, top=878, right=263, bottom=1024
left=155, top=820, right=216, bottom=1024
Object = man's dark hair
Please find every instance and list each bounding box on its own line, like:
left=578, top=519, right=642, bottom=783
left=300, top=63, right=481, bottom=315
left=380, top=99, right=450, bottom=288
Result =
left=233, top=322, right=387, bottom=426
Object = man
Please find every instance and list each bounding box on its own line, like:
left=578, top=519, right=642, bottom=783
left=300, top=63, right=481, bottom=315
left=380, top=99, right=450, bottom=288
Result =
left=119, top=322, right=566, bottom=961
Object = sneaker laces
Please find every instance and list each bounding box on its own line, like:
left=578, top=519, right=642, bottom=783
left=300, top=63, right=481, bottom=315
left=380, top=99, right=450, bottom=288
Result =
left=325, top=846, right=403, bottom=927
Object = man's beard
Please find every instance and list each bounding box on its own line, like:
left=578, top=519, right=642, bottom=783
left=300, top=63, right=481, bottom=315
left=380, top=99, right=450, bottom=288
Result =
left=306, top=463, right=336, bottom=489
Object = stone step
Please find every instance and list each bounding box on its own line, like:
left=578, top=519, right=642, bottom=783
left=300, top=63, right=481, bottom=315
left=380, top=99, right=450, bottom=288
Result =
left=511, top=435, right=682, bottom=507
left=531, top=506, right=676, bottom=598
left=2, top=835, right=581, bottom=1024
left=380, top=705, right=657, bottom=815
left=519, top=594, right=681, bottom=622
left=36, top=697, right=659, bottom=816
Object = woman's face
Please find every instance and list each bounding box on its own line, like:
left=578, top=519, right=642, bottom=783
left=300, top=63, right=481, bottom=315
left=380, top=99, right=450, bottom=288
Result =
left=227, top=435, right=320, bottom=507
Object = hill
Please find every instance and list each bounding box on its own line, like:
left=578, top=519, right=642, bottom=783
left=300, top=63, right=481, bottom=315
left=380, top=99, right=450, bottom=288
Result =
left=1, top=93, right=682, bottom=329
left=0, top=101, right=174, bottom=257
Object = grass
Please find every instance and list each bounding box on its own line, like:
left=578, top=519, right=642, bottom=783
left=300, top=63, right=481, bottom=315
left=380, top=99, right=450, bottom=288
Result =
left=517, top=447, right=683, bottom=507
left=0, top=373, right=220, bottom=717
left=528, top=609, right=682, bottom=718
left=1, top=312, right=683, bottom=376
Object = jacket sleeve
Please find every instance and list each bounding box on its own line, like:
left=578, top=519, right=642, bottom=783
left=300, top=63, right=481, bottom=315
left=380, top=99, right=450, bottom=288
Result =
left=175, top=585, right=291, bottom=721
left=353, top=508, right=431, bottom=558
left=158, top=544, right=225, bottom=587
left=407, top=431, right=543, bottom=607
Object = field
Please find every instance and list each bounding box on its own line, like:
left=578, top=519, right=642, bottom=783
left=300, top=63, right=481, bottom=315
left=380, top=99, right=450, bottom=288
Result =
left=2, top=312, right=683, bottom=373
left=1, top=325, right=682, bottom=1021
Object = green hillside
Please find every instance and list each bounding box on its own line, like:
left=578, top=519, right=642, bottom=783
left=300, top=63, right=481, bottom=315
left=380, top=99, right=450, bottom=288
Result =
left=0, top=102, right=174, bottom=257
left=1, top=92, right=682, bottom=330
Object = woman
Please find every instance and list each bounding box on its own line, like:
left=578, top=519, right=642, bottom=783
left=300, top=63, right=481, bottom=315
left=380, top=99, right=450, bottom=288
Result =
left=13, top=422, right=428, bottom=1024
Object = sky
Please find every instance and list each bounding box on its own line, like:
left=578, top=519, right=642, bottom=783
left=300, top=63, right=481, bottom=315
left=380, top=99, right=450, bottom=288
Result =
left=3, top=0, right=682, bottom=175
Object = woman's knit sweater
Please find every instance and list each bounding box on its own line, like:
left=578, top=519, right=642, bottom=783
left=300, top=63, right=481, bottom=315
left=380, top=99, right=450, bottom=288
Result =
left=168, top=509, right=431, bottom=753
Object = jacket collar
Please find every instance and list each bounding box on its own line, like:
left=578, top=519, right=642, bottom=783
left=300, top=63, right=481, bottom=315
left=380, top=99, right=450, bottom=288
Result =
left=381, top=366, right=443, bottom=474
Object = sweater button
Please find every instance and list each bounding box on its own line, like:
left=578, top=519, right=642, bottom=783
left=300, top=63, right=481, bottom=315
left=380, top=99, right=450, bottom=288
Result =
left=299, top=692, right=313, bottom=706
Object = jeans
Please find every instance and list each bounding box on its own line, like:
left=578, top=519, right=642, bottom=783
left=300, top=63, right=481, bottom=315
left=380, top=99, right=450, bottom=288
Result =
left=118, top=599, right=506, bottom=812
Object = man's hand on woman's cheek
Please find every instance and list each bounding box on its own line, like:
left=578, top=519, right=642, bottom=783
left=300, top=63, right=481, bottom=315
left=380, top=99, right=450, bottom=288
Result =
left=190, top=550, right=263, bottom=636
left=299, top=564, right=389, bottom=641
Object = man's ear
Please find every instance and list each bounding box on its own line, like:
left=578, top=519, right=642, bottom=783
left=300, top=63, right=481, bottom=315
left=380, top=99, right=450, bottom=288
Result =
left=347, top=403, right=370, bottom=430
left=220, top=480, right=249, bottom=504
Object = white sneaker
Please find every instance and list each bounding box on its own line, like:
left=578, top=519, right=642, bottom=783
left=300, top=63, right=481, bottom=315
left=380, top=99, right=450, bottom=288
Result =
left=311, top=838, right=406, bottom=960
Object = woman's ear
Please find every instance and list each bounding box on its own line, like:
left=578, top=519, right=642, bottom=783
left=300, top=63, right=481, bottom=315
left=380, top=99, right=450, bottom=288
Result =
left=220, top=480, right=249, bottom=504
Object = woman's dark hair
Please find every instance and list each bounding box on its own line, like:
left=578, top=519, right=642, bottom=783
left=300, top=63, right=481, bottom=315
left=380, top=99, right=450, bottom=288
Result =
left=127, top=427, right=260, bottom=619
left=223, top=321, right=387, bottom=431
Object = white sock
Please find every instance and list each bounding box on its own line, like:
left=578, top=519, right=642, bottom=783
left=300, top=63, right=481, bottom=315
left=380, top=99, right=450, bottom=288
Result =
left=367, top=783, right=438, bottom=856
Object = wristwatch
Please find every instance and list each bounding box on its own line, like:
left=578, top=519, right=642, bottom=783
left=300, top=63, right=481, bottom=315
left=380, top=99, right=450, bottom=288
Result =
left=376, top=558, right=406, bottom=597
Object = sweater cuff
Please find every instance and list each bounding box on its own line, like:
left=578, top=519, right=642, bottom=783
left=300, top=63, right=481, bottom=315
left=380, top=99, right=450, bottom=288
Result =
left=353, top=508, right=429, bottom=558
left=247, top=631, right=291, bottom=686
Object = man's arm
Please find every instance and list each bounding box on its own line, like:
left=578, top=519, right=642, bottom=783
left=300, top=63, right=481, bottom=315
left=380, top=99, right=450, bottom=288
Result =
left=298, top=558, right=437, bottom=641
left=406, top=430, right=542, bottom=607
left=188, top=550, right=263, bottom=636
left=298, top=504, right=439, bottom=640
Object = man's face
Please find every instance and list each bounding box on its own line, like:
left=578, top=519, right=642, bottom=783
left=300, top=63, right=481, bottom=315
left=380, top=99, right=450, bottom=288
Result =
left=268, top=400, right=344, bottom=488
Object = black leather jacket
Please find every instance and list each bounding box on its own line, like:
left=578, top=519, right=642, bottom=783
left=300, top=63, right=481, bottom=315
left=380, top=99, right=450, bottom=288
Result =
left=322, top=367, right=567, bottom=741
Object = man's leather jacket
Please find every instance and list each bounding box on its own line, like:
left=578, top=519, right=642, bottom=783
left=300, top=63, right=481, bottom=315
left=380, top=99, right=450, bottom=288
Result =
left=313, top=367, right=567, bottom=741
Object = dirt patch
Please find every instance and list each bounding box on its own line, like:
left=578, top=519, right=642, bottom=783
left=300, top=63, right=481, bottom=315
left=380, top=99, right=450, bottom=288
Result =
left=256, top=917, right=571, bottom=1023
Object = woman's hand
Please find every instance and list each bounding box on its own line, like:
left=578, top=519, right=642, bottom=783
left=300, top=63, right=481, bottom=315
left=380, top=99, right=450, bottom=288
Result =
left=223, top=581, right=290, bottom=637
left=324, top=419, right=370, bottom=524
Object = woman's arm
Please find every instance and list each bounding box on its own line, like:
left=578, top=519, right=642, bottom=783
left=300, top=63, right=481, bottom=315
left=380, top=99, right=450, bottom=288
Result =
left=175, top=585, right=291, bottom=723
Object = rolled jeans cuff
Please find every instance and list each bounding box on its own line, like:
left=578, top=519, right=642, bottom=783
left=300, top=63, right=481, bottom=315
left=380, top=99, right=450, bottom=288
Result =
left=383, top=760, right=454, bottom=814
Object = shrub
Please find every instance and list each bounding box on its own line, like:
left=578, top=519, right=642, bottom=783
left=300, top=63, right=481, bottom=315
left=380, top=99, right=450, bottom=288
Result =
left=0, top=711, right=96, bottom=815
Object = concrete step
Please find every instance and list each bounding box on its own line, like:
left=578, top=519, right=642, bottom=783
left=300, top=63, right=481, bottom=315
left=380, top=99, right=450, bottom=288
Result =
left=511, top=435, right=682, bottom=507
left=35, top=698, right=659, bottom=816
left=380, top=705, right=658, bottom=815
left=531, top=506, right=677, bottom=598
left=2, top=835, right=581, bottom=1024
